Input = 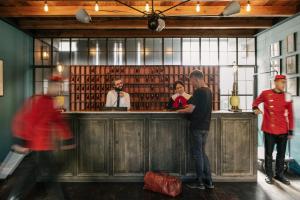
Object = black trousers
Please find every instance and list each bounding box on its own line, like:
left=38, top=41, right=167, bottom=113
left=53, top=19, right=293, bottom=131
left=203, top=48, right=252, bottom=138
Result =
left=7, top=151, right=64, bottom=200
left=264, top=132, right=288, bottom=178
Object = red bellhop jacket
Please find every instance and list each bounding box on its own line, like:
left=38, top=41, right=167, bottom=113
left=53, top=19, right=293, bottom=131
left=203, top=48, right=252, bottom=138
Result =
left=252, top=89, right=294, bottom=135
left=12, top=95, right=73, bottom=151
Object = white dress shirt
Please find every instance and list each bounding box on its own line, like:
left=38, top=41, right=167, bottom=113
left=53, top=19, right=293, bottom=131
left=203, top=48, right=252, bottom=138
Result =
left=105, top=90, right=131, bottom=109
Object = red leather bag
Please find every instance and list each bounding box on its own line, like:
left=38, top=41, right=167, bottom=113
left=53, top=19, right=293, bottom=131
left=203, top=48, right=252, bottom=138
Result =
left=143, top=171, right=182, bottom=197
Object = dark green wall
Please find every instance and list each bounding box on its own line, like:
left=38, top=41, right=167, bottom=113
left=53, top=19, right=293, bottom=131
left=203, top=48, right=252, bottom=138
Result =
left=0, top=20, right=33, bottom=162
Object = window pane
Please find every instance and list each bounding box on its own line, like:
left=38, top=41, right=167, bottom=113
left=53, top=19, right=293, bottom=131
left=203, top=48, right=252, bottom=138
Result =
left=173, top=52, right=181, bottom=65
left=182, top=38, right=190, bottom=51
left=219, top=52, right=227, bottom=65
left=71, top=52, right=88, bottom=65
left=238, top=81, right=246, bottom=94
left=247, top=51, right=255, bottom=65
left=191, top=52, right=200, bottom=65
left=238, top=38, right=247, bottom=51
left=182, top=52, right=190, bottom=65
left=246, top=96, right=254, bottom=110
left=210, top=38, right=218, bottom=51
left=219, top=38, right=227, bottom=52
left=228, top=52, right=237, bottom=65
left=89, top=51, right=107, bottom=65
left=228, top=38, right=236, bottom=51
left=201, top=38, right=209, bottom=51
left=72, top=38, right=88, bottom=52
left=246, top=81, right=253, bottom=94
left=35, top=68, right=43, bottom=81
left=164, top=52, right=173, bottom=65
left=153, top=52, right=162, bottom=65
left=173, top=38, right=181, bottom=52
left=220, top=96, right=230, bottom=110
left=154, top=38, right=162, bottom=52
left=210, top=52, right=218, bottom=65
left=220, top=67, right=233, bottom=94
left=201, top=52, right=209, bottom=65
left=247, top=38, right=255, bottom=51
left=191, top=38, right=199, bottom=51
left=238, top=51, right=247, bottom=65
left=164, top=38, right=172, bottom=51
left=145, top=51, right=153, bottom=65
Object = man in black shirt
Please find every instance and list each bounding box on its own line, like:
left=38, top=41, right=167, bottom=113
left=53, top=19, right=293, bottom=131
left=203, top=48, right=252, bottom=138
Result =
left=178, top=70, right=213, bottom=190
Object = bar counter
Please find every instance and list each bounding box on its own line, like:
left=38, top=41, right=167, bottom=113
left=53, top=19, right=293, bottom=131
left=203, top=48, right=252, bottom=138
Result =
left=53, top=111, right=257, bottom=182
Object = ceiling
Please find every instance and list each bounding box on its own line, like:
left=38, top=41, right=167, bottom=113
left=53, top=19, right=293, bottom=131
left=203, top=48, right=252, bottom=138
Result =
left=0, top=0, right=299, bottom=36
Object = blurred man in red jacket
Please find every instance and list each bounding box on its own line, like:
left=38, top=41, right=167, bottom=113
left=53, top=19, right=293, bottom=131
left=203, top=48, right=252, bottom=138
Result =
left=253, top=75, right=294, bottom=185
left=7, top=75, right=74, bottom=200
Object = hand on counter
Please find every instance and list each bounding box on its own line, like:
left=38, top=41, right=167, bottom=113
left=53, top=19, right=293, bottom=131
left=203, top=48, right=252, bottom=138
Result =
left=253, top=109, right=262, bottom=115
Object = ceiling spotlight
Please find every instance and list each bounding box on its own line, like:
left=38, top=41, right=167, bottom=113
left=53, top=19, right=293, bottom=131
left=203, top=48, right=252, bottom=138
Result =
left=76, top=9, right=92, bottom=24
left=95, top=1, right=100, bottom=12
left=222, top=1, right=241, bottom=16
left=196, top=2, right=200, bottom=13
left=44, top=0, right=49, bottom=12
left=145, top=2, right=150, bottom=12
left=246, top=1, right=251, bottom=12
left=148, top=14, right=165, bottom=32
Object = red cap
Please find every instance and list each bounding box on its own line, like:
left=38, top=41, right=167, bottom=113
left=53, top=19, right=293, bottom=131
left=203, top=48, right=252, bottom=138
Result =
left=274, top=75, right=286, bottom=81
left=49, top=75, right=63, bottom=82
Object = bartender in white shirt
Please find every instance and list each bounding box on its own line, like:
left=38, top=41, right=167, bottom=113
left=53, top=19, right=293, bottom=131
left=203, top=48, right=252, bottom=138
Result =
left=105, top=79, right=131, bottom=109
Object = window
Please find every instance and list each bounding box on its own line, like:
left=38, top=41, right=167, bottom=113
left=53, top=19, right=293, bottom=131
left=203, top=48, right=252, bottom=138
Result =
left=71, top=38, right=89, bottom=65
left=126, top=38, right=144, bottom=65
left=220, top=66, right=254, bottom=111
left=108, top=38, right=125, bottom=65
left=89, top=38, right=107, bottom=65
left=145, top=38, right=162, bottom=65
left=34, top=38, right=51, bottom=66
left=164, top=38, right=181, bottom=65
left=219, top=38, right=237, bottom=65
left=238, top=38, right=255, bottom=65
left=182, top=38, right=200, bottom=65
left=53, top=38, right=71, bottom=65
left=201, top=38, right=218, bottom=65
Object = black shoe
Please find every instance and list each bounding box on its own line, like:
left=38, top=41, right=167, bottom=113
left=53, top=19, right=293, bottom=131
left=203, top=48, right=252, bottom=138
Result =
left=186, top=182, right=205, bottom=190
left=274, top=175, right=290, bottom=185
left=203, top=179, right=214, bottom=189
left=265, top=176, right=273, bottom=184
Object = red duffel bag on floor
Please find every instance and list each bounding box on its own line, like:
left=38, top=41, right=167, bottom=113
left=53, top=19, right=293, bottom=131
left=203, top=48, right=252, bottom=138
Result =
left=143, top=171, right=182, bottom=197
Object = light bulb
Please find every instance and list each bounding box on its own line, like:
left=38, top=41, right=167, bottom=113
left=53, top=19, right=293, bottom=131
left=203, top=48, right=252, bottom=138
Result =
left=95, top=1, right=100, bottom=12
left=44, top=1, right=49, bottom=12
left=145, top=2, right=150, bottom=12
left=57, top=64, right=64, bottom=73
left=196, top=2, right=200, bottom=13
left=246, top=1, right=251, bottom=12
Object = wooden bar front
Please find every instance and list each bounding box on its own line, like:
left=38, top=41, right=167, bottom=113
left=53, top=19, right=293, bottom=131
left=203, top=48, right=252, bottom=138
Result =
left=54, top=111, right=257, bottom=182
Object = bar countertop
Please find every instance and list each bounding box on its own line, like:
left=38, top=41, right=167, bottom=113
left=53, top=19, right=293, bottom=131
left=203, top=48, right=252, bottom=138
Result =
left=63, top=110, right=254, bottom=114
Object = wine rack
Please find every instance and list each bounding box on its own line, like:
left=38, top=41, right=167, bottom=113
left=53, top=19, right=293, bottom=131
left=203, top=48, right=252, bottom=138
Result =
left=70, top=65, right=220, bottom=111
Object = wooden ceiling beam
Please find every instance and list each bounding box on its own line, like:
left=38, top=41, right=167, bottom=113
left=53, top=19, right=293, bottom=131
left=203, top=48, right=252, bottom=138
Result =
left=0, top=5, right=297, bottom=17
left=17, top=18, right=274, bottom=30
left=32, top=29, right=258, bottom=38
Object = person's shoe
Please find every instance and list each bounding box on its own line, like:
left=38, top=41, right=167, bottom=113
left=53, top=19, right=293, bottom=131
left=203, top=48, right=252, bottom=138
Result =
left=265, top=176, right=273, bottom=184
left=186, top=182, right=205, bottom=190
left=274, top=175, right=290, bottom=185
left=203, top=179, right=214, bottom=189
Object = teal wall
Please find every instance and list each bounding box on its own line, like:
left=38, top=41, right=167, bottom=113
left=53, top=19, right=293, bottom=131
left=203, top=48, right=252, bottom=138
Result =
left=0, top=20, right=33, bottom=162
left=256, top=14, right=300, bottom=173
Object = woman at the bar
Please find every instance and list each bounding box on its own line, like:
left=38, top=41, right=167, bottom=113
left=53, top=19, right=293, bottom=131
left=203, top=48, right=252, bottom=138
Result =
left=166, top=81, right=192, bottom=110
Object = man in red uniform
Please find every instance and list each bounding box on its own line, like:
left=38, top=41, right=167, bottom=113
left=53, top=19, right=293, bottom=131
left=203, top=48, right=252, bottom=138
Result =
left=253, top=75, right=294, bottom=185
left=7, top=75, right=74, bottom=200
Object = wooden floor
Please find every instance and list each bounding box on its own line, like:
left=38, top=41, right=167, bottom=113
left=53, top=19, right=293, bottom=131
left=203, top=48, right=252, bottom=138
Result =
left=1, top=171, right=300, bottom=200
